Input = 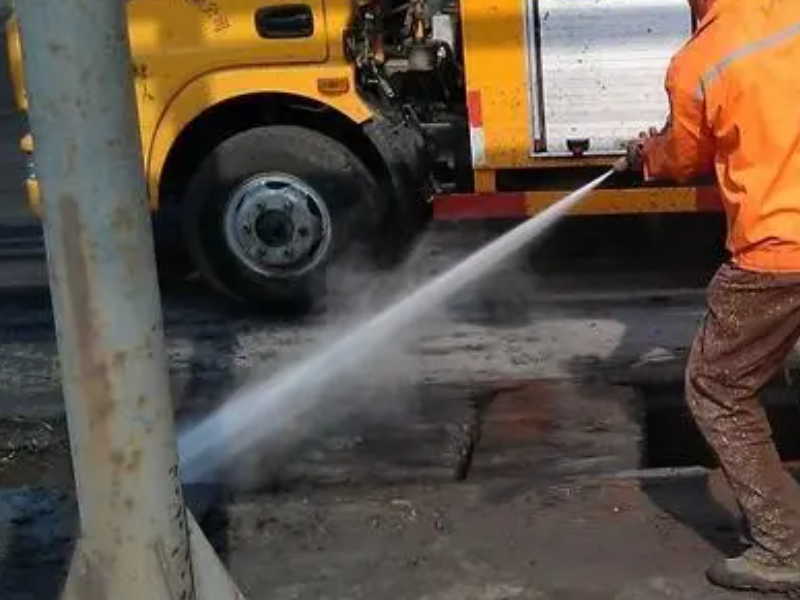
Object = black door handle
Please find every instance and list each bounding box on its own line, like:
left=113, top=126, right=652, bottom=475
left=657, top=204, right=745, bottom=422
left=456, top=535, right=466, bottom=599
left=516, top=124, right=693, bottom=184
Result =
left=255, top=4, right=314, bottom=39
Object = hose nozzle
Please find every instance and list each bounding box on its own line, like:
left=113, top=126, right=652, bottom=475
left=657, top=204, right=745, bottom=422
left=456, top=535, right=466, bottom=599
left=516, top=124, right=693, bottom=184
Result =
left=612, top=156, right=629, bottom=172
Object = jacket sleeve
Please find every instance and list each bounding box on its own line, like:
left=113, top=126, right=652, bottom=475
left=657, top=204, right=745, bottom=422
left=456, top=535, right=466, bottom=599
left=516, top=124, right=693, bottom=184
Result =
left=643, top=55, right=715, bottom=183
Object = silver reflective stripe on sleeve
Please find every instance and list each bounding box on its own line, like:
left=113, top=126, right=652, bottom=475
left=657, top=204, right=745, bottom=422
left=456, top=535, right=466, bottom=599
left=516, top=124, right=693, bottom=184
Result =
left=695, top=20, right=800, bottom=100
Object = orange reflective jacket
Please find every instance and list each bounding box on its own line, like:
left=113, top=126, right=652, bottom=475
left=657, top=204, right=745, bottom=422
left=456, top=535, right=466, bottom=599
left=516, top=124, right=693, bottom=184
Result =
left=643, top=0, right=800, bottom=272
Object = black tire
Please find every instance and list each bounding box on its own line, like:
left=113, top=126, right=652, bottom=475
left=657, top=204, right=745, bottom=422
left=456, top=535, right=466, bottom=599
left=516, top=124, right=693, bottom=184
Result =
left=182, top=125, right=385, bottom=310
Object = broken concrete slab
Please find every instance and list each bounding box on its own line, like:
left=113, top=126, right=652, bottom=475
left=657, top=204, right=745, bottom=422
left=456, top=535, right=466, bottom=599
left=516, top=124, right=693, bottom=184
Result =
left=215, top=383, right=487, bottom=492
left=469, top=380, right=642, bottom=481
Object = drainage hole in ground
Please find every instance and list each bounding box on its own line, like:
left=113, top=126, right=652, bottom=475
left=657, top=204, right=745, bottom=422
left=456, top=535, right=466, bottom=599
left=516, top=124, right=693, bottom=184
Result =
left=639, top=383, right=800, bottom=469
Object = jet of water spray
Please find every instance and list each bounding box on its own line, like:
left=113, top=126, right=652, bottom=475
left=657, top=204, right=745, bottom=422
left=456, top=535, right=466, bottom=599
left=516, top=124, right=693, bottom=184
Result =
left=179, top=170, right=615, bottom=482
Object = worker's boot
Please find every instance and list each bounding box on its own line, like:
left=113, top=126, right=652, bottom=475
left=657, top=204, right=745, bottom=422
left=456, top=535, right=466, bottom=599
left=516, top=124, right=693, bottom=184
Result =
left=707, top=548, right=800, bottom=596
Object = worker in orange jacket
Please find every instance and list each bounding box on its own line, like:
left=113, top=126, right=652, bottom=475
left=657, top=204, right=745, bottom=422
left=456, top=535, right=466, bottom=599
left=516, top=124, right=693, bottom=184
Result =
left=622, top=0, right=800, bottom=593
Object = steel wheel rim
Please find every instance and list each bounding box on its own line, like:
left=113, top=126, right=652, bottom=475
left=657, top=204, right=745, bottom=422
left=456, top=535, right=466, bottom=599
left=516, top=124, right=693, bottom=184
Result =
left=222, top=173, right=333, bottom=278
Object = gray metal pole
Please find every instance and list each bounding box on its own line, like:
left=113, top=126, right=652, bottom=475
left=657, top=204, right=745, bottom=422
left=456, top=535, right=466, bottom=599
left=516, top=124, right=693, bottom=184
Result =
left=15, top=1, right=244, bottom=598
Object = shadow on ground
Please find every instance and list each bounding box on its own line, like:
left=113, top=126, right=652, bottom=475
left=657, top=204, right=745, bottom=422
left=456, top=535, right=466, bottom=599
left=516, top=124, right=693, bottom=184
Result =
left=0, top=488, right=76, bottom=599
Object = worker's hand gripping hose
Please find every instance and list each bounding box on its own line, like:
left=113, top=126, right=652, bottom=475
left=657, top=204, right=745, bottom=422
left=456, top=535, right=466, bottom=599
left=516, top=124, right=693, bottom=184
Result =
left=615, top=138, right=646, bottom=172
left=617, top=126, right=662, bottom=172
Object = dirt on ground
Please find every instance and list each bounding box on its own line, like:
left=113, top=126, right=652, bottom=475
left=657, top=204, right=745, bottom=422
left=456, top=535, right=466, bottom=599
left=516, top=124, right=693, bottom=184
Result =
left=1, top=369, right=799, bottom=599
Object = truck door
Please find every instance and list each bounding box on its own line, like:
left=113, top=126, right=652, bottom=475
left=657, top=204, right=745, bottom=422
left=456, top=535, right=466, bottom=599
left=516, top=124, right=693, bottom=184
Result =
left=129, top=0, right=329, bottom=68
left=530, top=0, right=692, bottom=155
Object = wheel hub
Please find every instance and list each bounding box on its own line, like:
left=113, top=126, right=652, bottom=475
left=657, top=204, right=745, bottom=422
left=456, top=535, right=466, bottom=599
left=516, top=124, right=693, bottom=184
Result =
left=255, top=209, right=295, bottom=248
left=223, top=173, right=331, bottom=277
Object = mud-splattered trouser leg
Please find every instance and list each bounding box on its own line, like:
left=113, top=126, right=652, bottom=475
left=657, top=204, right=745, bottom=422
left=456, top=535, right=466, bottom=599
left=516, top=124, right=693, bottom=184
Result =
left=687, top=262, right=800, bottom=565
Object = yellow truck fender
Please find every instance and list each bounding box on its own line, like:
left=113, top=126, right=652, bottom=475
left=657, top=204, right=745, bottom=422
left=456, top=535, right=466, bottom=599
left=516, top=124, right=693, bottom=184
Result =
left=145, top=65, right=375, bottom=208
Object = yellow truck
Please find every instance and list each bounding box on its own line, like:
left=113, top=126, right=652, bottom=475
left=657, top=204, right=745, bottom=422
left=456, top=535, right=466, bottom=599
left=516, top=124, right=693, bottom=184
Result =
left=5, top=0, right=719, bottom=307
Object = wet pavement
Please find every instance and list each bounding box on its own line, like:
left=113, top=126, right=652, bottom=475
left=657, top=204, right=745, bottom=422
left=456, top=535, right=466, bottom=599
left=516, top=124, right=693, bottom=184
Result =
left=4, top=169, right=800, bottom=598
left=2, top=380, right=799, bottom=599
left=3, top=225, right=800, bottom=598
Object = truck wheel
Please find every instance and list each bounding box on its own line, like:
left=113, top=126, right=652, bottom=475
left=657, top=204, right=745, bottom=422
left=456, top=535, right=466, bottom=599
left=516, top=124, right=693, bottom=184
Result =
left=182, top=125, right=384, bottom=310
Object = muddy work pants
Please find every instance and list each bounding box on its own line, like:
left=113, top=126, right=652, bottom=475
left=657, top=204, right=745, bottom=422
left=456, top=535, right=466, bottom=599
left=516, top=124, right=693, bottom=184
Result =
left=687, top=262, right=800, bottom=565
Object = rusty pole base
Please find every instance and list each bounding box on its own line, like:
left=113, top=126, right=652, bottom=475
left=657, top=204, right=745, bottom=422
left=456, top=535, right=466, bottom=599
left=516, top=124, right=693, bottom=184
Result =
left=61, top=511, right=245, bottom=600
